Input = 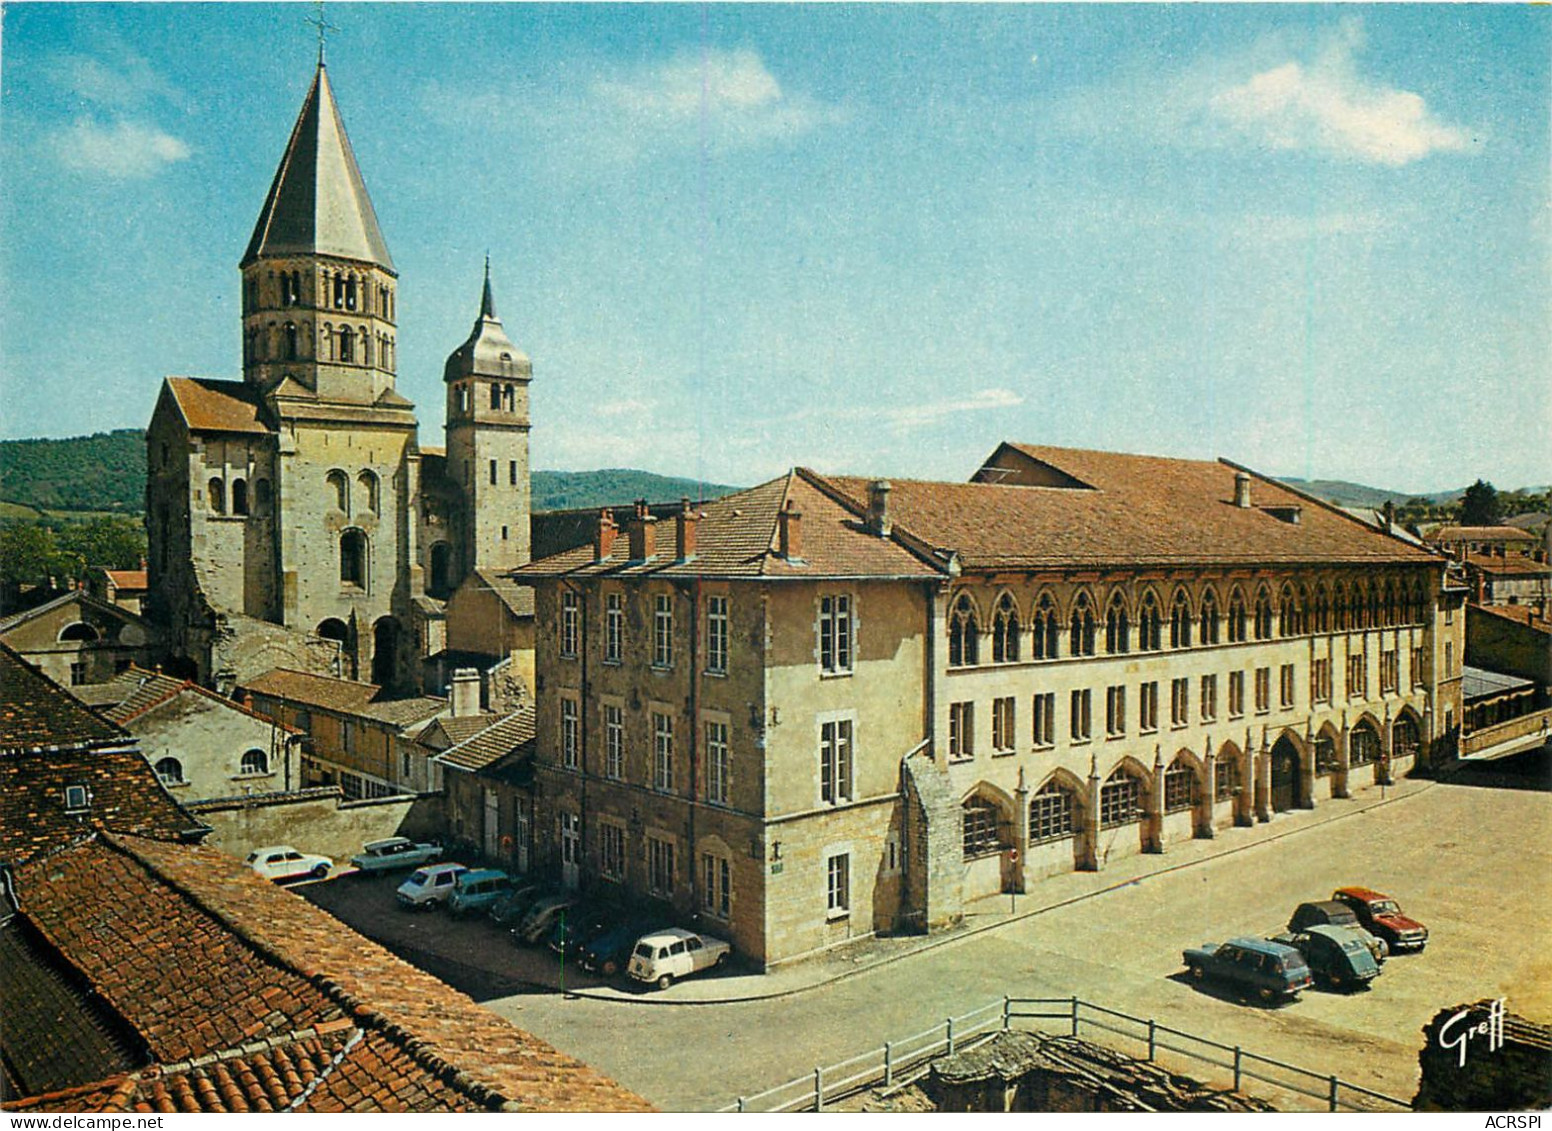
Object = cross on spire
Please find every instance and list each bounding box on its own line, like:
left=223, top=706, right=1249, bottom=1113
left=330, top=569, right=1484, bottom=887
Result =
left=304, top=1, right=339, bottom=65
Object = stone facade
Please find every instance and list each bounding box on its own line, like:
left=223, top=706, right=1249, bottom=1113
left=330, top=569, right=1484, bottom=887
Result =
left=0, top=592, right=159, bottom=689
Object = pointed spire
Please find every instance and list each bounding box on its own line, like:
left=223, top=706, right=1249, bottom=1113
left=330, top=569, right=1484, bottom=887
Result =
left=443, top=260, right=529, bottom=383
left=481, top=253, right=496, bottom=319
left=241, top=64, right=394, bottom=272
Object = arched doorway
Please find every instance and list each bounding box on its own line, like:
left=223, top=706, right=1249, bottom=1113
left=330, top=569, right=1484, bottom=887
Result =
left=371, top=617, right=399, bottom=688
left=1270, top=735, right=1302, bottom=812
left=316, top=618, right=349, bottom=644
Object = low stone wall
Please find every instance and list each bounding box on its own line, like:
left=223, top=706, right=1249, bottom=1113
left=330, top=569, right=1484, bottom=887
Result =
left=189, top=788, right=444, bottom=863
left=1414, top=1001, right=1552, bottom=1111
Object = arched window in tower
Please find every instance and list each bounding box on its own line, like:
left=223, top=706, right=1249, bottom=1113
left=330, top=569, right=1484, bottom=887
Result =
left=321, top=323, right=333, bottom=361
left=345, top=275, right=358, bottom=311
left=500, top=353, right=513, bottom=377
left=947, top=594, right=979, bottom=667
left=326, top=470, right=349, bottom=514
left=361, top=327, right=372, bottom=366
left=340, top=529, right=368, bottom=588
left=283, top=322, right=298, bottom=360
left=490, top=382, right=502, bottom=410
left=231, top=478, right=249, bottom=516
left=358, top=470, right=380, bottom=515
left=504, top=384, right=515, bottom=411
left=339, top=326, right=355, bottom=364
left=992, top=594, right=1020, bottom=663
left=208, top=477, right=226, bottom=515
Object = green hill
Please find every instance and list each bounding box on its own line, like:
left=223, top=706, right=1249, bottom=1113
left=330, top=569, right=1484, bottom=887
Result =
left=0, top=429, right=734, bottom=517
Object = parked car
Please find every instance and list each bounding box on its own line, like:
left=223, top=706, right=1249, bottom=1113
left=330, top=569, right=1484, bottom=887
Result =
left=489, top=882, right=550, bottom=926
left=627, top=928, right=731, bottom=990
left=1182, top=937, right=1314, bottom=1003
left=247, top=845, right=332, bottom=883
left=513, top=894, right=580, bottom=945
left=1287, top=901, right=1387, bottom=963
left=1330, top=887, right=1428, bottom=952
left=447, top=868, right=513, bottom=918
left=545, top=905, right=620, bottom=958
left=349, top=837, right=443, bottom=873
left=579, top=918, right=662, bottom=978
left=1271, top=925, right=1381, bottom=990
left=396, top=863, right=469, bottom=910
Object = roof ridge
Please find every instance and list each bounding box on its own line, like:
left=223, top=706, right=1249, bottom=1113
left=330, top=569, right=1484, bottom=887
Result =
left=796, top=467, right=956, bottom=577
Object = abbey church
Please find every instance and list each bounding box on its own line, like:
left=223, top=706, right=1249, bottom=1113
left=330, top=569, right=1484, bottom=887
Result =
left=146, top=62, right=531, bottom=694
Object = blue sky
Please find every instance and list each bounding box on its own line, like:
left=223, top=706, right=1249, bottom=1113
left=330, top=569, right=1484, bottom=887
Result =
left=1, top=4, right=1546, bottom=494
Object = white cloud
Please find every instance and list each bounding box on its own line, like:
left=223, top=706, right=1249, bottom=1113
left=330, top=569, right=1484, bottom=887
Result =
left=47, top=117, right=191, bottom=179
left=779, top=386, right=1024, bottom=436
left=1210, top=38, right=1471, bottom=166
left=53, top=48, right=179, bottom=110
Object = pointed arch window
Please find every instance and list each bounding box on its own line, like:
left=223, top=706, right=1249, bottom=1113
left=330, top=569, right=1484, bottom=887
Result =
left=1351, top=584, right=1369, bottom=630
left=1138, top=591, right=1162, bottom=652
left=1278, top=584, right=1299, bottom=637
left=1170, top=590, right=1193, bottom=649
left=1100, top=768, right=1142, bottom=828
left=1032, top=593, right=1059, bottom=660
left=1228, top=589, right=1248, bottom=643
left=208, top=477, right=225, bottom=515
left=1383, top=580, right=1400, bottom=627
left=1410, top=581, right=1427, bottom=625
left=1215, top=753, right=1243, bottom=801
left=1069, top=592, right=1096, bottom=657
left=326, top=470, right=349, bottom=514
left=1253, top=588, right=1274, bottom=640
left=1029, top=779, right=1077, bottom=843
left=991, top=594, right=1020, bottom=663
left=1199, top=589, right=1220, bottom=645
left=1333, top=584, right=1350, bottom=631
left=961, top=796, right=1004, bottom=859
left=948, top=594, right=980, bottom=667
left=1312, top=585, right=1330, bottom=633
left=1163, top=756, right=1201, bottom=812
left=1368, top=584, right=1382, bottom=629
left=1104, top=592, right=1129, bottom=655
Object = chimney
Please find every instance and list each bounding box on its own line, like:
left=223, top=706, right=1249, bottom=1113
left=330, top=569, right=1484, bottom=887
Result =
left=1472, top=569, right=1486, bottom=605
left=594, top=508, right=618, bottom=562
left=1381, top=500, right=1395, bottom=533
left=778, top=499, right=803, bottom=561
left=627, top=499, right=657, bottom=561
left=675, top=498, right=698, bottom=562
left=1233, top=472, right=1252, bottom=509
left=450, top=668, right=481, bottom=717
left=867, top=480, right=892, bottom=537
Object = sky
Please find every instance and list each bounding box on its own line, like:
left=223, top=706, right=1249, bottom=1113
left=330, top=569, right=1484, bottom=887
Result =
left=1, top=3, right=1547, bottom=495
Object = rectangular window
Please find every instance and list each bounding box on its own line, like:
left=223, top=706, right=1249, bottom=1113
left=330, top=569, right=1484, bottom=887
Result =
left=706, top=596, right=729, bottom=675
left=1347, top=654, right=1368, bottom=698
left=819, top=594, right=853, bottom=674
left=1280, top=663, right=1296, bottom=708
left=560, top=697, right=579, bottom=770
left=69, top=662, right=86, bottom=686
left=992, top=696, right=1016, bottom=753
left=1070, top=689, right=1092, bottom=742
left=826, top=852, right=850, bottom=917
left=820, top=719, right=854, bottom=802
left=702, top=853, right=731, bottom=919
left=1444, top=641, right=1454, bottom=678
left=949, top=701, right=975, bottom=760
left=648, top=836, right=675, bottom=897
left=1229, top=671, right=1245, bottom=718
left=63, top=784, right=90, bottom=812
left=1200, top=674, right=1218, bottom=722
left=559, top=591, right=580, bottom=658
left=1254, top=667, right=1271, bottom=713
left=488, top=459, right=497, bottom=486
left=1411, top=646, right=1425, bottom=688
left=1032, top=692, right=1055, bottom=747
left=1139, top=681, right=1159, bottom=732
left=599, top=823, right=625, bottom=881
left=1381, top=650, right=1398, bottom=694
left=1105, top=685, right=1126, bottom=737
left=653, top=594, right=673, bottom=668
left=1312, top=658, right=1332, bottom=704
left=604, top=593, right=624, bottom=664
left=509, top=460, right=518, bottom=486
left=652, top=712, right=674, bottom=792
left=604, top=704, right=624, bottom=780
left=1170, top=677, right=1190, bottom=727
left=706, top=720, right=730, bottom=805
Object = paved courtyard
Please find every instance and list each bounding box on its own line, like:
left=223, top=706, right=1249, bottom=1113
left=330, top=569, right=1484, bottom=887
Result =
left=304, top=772, right=1550, bottom=1112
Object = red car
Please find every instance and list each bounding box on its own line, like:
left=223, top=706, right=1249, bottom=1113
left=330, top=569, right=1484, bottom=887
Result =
left=1331, top=887, right=1428, bottom=952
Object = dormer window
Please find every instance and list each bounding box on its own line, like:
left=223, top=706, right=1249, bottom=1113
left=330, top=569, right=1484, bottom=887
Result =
left=64, top=784, right=90, bottom=812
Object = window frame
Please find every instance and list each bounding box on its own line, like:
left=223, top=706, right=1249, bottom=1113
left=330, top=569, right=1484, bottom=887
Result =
left=652, top=593, right=674, bottom=669
left=818, top=593, right=854, bottom=676
left=705, top=595, right=730, bottom=675
left=820, top=717, right=855, bottom=803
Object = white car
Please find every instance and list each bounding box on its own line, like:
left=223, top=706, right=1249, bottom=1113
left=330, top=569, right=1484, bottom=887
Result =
left=247, top=845, right=333, bottom=883
left=627, top=928, right=731, bottom=990
left=395, top=863, right=469, bottom=909
left=349, top=837, right=444, bottom=873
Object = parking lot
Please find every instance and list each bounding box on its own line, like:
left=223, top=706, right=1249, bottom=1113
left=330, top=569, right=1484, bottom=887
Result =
left=300, top=772, right=1551, bottom=1111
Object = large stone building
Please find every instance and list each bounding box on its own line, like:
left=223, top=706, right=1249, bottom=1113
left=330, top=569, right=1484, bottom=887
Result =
left=514, top=444, right=1465, bottom=968
left=145, top=62, right=533, bottom=695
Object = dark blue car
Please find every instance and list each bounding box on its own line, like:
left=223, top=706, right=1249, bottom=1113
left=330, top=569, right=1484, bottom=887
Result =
left=1183, top=937, right=1314, bottom=1003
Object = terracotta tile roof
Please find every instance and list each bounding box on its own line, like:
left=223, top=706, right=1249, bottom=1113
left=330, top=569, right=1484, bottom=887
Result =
left=1464, top=552, right=1552, bottom=579
left=816, top=443, right=1440, bottom=570
left=1433, top=525, right=1538, bottom=543
left=472, top=568, right=535, bottom=616
left=74, top=668, right=302, bottom=732
left=163, top=377, right=273, bottom=435
left=0, top=644, right=124, bottom=752
left=4, top=834, right=652, bottom=1112
left=241, top=669, right=446, bottom=729
left=0, top=590, right=151, bottom=637
left=102, top=570, right=148, bottom=591
left=435, top=708, right=536, bottom=773
left=517, top=471, right=941, bottom=581
left=1472, top=604, right=1552, bottom=635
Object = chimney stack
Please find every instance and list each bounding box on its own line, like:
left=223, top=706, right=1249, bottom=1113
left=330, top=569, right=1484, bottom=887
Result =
left=675, top=498, right=698, bottom=562
left=627, top=499, right=657, bottom=561
left=1381, top=500, right=1395, bottom=533
left=1233, top=472, right=1252, bottom=509
left=450, top=668, right=481, bottom=717
left=594, top=508, right=618, bottom=562
left=867, top=480, right=892, bottom=537
left=778, top=499, right=803, bottom=560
